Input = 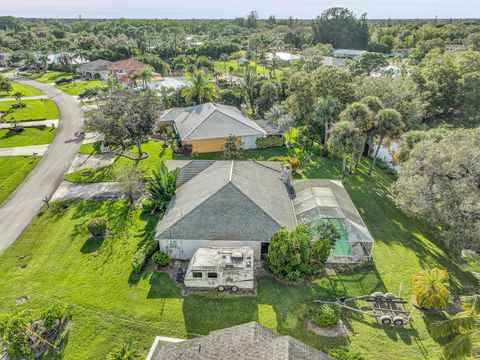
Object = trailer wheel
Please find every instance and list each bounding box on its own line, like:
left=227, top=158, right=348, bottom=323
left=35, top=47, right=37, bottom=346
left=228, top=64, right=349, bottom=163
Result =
left=380, top=316, right=392, bottom=325
left=393, top=317, right=405, bottom=326
left=217, top=286, right=225, bottom=292
left=231, top=286, right=239, bottom=292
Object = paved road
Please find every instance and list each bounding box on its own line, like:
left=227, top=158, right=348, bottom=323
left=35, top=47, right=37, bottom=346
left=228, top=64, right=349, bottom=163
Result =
left=0, top=144, right=49, bottom=156
left=0, top=76, right=84, bottom=250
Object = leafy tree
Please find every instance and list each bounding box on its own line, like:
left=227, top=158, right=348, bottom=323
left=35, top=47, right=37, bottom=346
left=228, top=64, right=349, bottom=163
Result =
left=114, top=164, right=143, bottom=204
left=266, top=225, right=335, bottom=282
left=0, top=309, right=33, bottom=358
left=312, top=66, right=354, bottom=105
left=255, top=80, right=280, bottom=116
left=313, top=96, right=342, bottom=148
left=285, top=71, right=314, bottom=122
left=368, top=108, right=403, bottom=176
left=222, top=135, right=243, bottom=160
left=393, top=128, right=480, bottom=253
left=41, top=303, right=74, bottom=336
left=0, top=75, right=13, bottom=94
left=431, top=295, right=480, bottom=360
left=412, top=268, right=451, bottom=310
left=14, top=91, right=23, bottom=104
left=328, top=120, right=361, bottom=179
left=456, top=71, right=480, bottom=123
left=312, top=7, right=369, bottom=49
left=219, top=53, right=230, bottom=73
left=339, top=102, right=373, bottom=172
left=108, top=342, right=140, bottom=360
left=146, top=161, right=179, bottom=213
left=349, top=52, right=388, bottom=76
left=87, top=89, right=161, bottom=156
left=182, top=70, right=217, bottom=104
left=219, top=86, right=244, bottom=107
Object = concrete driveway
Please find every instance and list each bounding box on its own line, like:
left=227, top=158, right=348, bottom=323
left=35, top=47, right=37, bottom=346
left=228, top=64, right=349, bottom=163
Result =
left=0, top=76, right=84, bottom=250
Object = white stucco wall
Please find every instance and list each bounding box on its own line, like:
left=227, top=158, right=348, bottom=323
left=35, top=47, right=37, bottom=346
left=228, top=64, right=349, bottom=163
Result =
left=242, top=135, right=263, bottom=150
left=159, top=239, right=263, bottom=260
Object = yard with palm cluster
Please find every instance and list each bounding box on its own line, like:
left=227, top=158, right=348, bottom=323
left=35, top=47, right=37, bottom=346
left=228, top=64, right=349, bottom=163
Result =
left=0, top=155, right=475, bottom=359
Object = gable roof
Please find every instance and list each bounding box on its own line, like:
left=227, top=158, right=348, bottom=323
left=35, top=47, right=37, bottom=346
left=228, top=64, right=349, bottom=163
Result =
left=107, top=58, right=148, bottom=72
left=155, top=161, right=296, bottom=242
left=148, top=322, right=333, bottom=360
left=159, top=103, right=266, bottom=141
left=78, top=59, right=112, bottom=72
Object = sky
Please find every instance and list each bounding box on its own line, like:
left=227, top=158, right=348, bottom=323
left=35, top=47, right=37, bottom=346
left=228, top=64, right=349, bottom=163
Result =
left=2, top=0, right=479, bottom=19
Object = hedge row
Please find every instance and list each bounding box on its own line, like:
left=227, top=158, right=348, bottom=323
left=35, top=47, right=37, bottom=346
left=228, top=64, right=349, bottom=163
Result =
left=255, top=136, right=283, bottom=149
left=131, top=238, right=159, bottom=273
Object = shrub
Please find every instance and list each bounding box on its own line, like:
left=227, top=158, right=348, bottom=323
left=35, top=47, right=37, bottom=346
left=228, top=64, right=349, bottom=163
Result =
left=268, top=156, right=292, bottom=163
left=86, top=218, right=107, bottom=237
left=131, top=239, right=159, bottom=273
left=290, top=158, right=300, bottom=173
left=255, top=136, right=284, bottom=149
left=182, top=143, right=193, bottom=157
left=311, top=304, right=341, bottom=327
left=152, top=251, right=170, bottom=266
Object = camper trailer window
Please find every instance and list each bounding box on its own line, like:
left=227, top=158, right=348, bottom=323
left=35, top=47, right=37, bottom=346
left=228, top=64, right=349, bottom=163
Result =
left=192, top=272, right=203, bottom=278
left=207, top=272, right=218, bottom=278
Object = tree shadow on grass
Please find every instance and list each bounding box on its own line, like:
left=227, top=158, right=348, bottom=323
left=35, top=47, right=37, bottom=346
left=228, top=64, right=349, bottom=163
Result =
left=80, top=236, right=104, bottom=253
left=146, top=272, right=182, bottom=299
left=182, top=292, right=258, bottom=338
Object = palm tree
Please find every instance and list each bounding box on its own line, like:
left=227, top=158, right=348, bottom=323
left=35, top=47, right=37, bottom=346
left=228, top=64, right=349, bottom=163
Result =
left=314, top=96, right=342, bottom=150
left=358, top=96, right=384, bottom=168
left=268, top=56, right=280, bottom=79
left=219, top=54, right=230, bottom=74
left=368, top=108, right=403, bottom=176
left=181, top=70, right=217, bottom=104
left=107, top=342, right=140, bottom=360
left=339, top=102, right=373, bottom=173
left=147, top=161, right=180, bottom=213
left=431, top=295, right=480, bottom=360
left=328, top=120, right=361, bottom=179
left=412, top=268, right=452, bottom=310
left=241, top=67, right=258, bottom=113
left=132, top=65, right=154, bottom=89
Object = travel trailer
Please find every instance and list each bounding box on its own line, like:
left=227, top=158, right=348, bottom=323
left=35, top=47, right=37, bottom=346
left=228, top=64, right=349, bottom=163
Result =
left=184, top=247, right=254, bottom=291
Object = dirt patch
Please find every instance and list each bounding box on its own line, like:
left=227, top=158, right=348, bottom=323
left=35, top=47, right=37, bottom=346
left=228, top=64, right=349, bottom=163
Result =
left=15, top=296, right=28, bottom=306
left=305, top=319, right=348, bottom=337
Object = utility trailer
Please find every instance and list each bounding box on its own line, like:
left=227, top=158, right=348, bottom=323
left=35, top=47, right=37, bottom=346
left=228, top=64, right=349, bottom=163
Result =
left=184, top=247, right=254, bottom=292
left=314, top=292, right=413, bottom=326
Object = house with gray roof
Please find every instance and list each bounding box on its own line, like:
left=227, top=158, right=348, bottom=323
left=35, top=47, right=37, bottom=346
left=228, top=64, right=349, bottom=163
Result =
left=158, top=102, right=267, bottom=153
left=76, top=59, right=112, bottom=80
left=155, top=160, right=374, bottom=263
left=156, top=160, right=296, bottom=260
left=333, top=49, right=366, bottom=59
left=146, top=321, right=334, bottom=360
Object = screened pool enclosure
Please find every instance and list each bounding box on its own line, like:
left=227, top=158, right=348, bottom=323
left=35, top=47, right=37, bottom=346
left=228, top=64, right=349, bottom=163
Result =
left=292, top=179, right=374, bottom=264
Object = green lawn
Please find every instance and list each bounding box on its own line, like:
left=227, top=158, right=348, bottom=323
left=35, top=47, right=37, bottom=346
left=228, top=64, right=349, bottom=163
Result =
left=214, top=59, right=288, bottom=79
left=0, top=155, right=40, bottom=204
left=1, top=156, right=476, bottom=359
left=0, top=99, right=59, bottom=122
left=78, top=141, right=103, bottom=155
left=0, top=82, right=44, bottom=98
left=65, top=141, right=172, bottom=183
left=23, top=71, right=72, bottom=84
left=0, top=127, right=56, bottom=147
left=56, top=80, right=106, bottom=96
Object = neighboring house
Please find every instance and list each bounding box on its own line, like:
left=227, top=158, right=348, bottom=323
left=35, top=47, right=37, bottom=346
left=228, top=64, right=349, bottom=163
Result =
left=333, top=49, right=366, bottom=59
left=156, top=160, right=296, bottom=260
left=157, top=102, right=267, bottom=153
left=76, top=59, right=112, bottom=80
left=107, top=58, right=149, bottom=86
left=372, top=65, right=410, bottom=78
left=155, top=160, right=374, bottom=264
left=322, top=56, right=345, bottom=67
left=265, top=52, right=301, bottom=65
left=150, top=76, right=192, bottom=91
left=146, top=322, right=334, bottom=360
left=47, top=53, right=87, bottom=67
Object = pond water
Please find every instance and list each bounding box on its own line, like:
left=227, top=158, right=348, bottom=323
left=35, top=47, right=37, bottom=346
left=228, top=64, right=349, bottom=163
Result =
left=371, top=138, right=400, bottom=171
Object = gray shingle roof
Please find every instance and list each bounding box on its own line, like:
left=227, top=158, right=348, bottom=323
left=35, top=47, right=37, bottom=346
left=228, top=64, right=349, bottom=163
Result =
left=155, top=161, right=296, bottom=242
left=77, top=59, right=112, bottom=71
left=150, top=322, right=334, bottom=360
left=159, top=103, right=266, bottom=141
